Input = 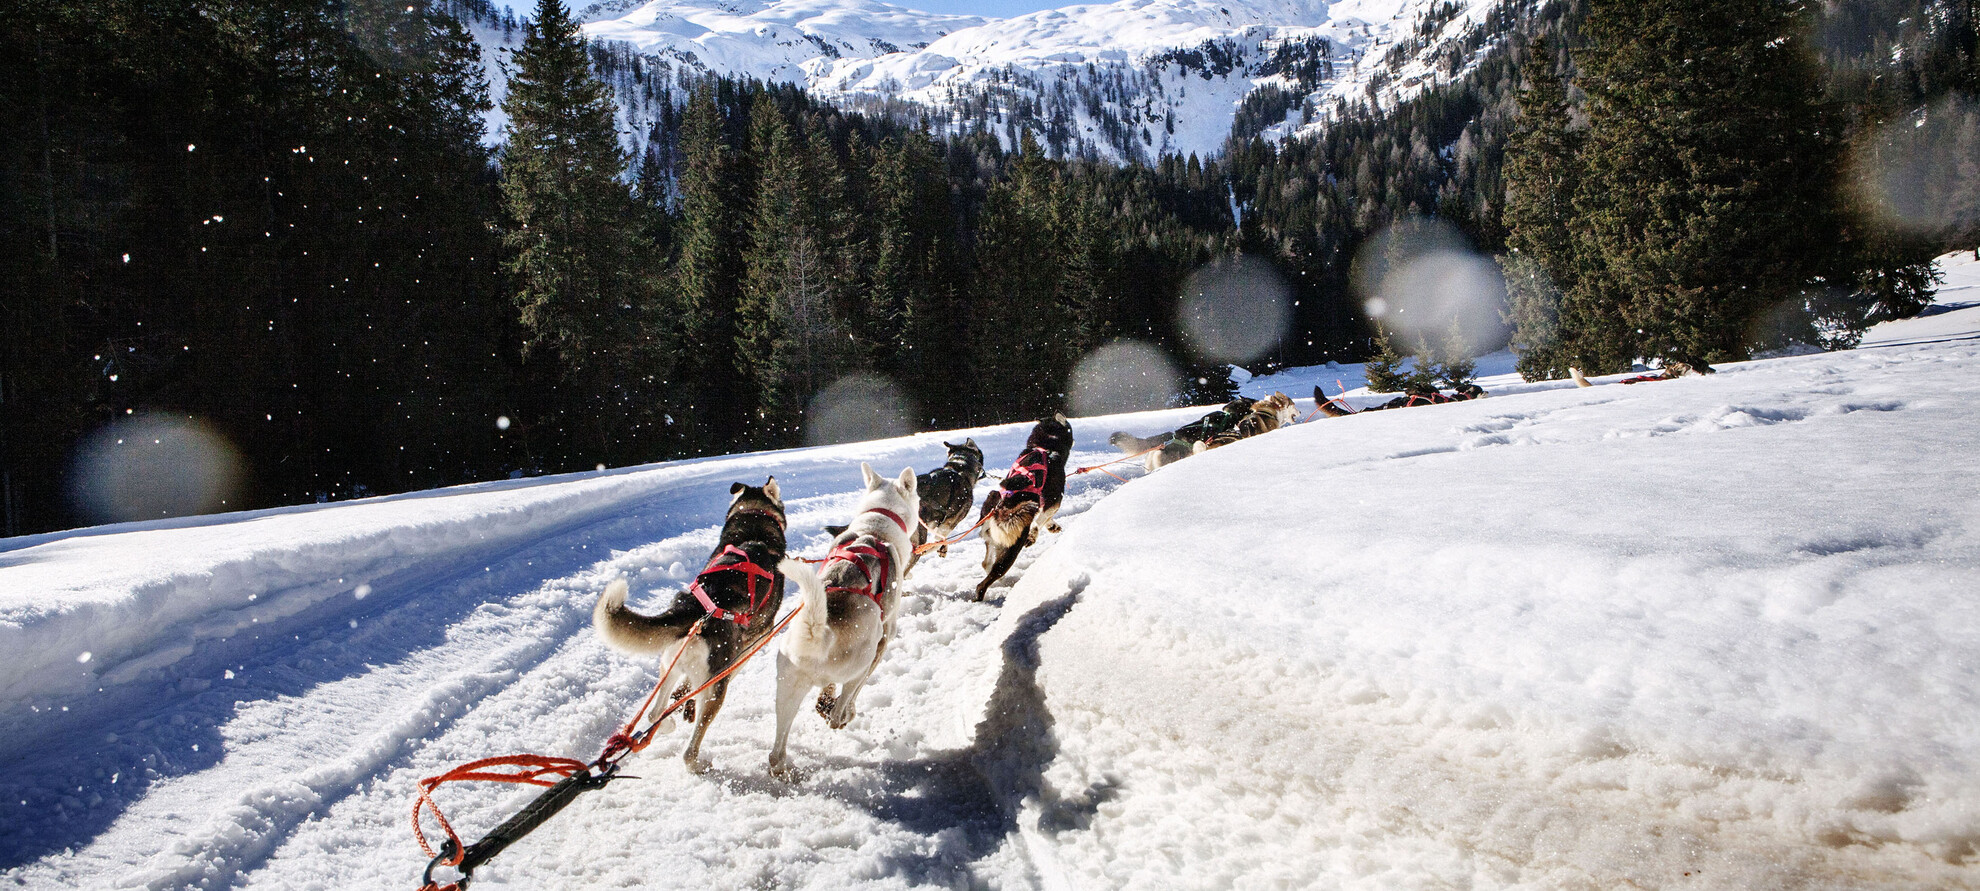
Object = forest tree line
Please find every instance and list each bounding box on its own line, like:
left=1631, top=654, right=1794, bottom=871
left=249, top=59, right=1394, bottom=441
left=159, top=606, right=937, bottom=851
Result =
left=3, top=0, right=1975, bottom=534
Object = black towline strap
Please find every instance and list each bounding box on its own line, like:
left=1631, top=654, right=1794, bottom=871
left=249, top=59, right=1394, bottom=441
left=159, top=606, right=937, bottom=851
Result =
left=423, top=766, right=624, bottom=890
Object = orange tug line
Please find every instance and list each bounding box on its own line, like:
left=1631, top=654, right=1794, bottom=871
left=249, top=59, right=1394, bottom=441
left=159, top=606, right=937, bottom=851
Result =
left=415, top=440, right=1166, bottom=888
left=413, top=606, right=802, bottom=891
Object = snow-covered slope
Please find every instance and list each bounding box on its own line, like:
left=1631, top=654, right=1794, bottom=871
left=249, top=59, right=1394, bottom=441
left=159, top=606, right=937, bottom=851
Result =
left=581, top=0, right=988, bottom=85
left=555, top=0, right=1506, bottom=160
left=3, top=257, right=1977, bottom=888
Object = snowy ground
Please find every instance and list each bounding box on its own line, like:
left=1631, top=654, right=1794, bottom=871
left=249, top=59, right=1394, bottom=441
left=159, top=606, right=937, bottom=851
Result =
left=3, top=255, right=1978, bottom=889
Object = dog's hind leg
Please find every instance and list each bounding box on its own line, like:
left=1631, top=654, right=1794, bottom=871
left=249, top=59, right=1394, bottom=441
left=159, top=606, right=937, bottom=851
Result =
left=768, top=653, right=809, bottom=778
left=680, top=677, right=729, bottom=774
left=975, top=538, right=1026, bottom=600
left=1039, top=504, right=1063, bottom=536
left=827, top=636, right=890, bottom=730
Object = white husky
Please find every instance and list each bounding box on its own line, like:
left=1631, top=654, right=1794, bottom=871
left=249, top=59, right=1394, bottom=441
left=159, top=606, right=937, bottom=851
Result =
left=770, top=463, right=918, bottom=777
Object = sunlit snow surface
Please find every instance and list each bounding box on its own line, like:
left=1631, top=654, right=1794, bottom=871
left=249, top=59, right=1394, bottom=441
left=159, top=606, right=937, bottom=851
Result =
left=3, top=254, right=1979, bottom=888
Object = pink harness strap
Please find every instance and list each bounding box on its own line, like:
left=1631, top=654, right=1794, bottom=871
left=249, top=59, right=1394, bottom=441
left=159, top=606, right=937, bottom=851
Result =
left=1002, top=447, right=1051, bottom=500
left=687, top=544, right=778, bottom=625
left=824, top=541, right=894, bottom=608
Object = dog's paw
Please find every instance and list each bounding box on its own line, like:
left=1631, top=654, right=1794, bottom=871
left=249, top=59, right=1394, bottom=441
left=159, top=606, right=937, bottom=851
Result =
left=937, top=545, right=948, bottom=557
left=681, top=699, right=697, bottom=724
left=683, top=753, right=711, bottom=775
left=1047, top=522, right=1062, bottom=533
left=827, top=698, right=857, bottom=730
left=814, top=686, right=838, bottom=720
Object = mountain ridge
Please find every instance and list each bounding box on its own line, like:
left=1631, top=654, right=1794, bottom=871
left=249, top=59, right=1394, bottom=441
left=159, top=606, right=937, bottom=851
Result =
left=465, top=0, right=1520, bottom=162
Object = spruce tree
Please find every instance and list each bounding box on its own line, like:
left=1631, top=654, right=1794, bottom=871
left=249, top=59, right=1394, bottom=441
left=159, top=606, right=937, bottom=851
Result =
left=971, top=131, right=1075, bottom=420
left=735, top=92, right=855, bottom=446
left=671, top=83, right=748, bottom=453
left=501, top=0, right=670, bottom=464
left=1572, top=0, right=1843, bottom=370
left=499, top=0, right=642, bottom=366
left=1501, top=36, right=1581, bottom=380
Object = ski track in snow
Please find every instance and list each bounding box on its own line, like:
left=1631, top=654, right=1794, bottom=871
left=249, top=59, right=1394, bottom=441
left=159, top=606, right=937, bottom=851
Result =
left=0, top=416, right=1189, bottom=890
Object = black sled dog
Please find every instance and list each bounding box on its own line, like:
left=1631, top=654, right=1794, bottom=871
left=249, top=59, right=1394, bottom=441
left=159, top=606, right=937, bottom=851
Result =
left=592, top=478, right=788, bottom=773
left=974, top=414, right=1073, bottom=601
left=907, top=439, right=986, bottom=574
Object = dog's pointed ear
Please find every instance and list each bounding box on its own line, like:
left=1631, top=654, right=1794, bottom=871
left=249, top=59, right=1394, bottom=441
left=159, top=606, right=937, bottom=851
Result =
left=1053, top=411, right=1068, bottom=425
left=965, top=437, right=977, bottom=449
left=860, top=462, right=882, bottom=489
left=898, top=466, right=917, bottom=494
left=763, top=476, right=780, bottom=502
left=942, top=440, right=956, bottom=449
left=730, top=481, right=746, bottom=495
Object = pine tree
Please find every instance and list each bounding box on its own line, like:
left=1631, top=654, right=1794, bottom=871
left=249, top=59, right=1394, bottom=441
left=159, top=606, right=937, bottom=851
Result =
left=500, top=0, right=670, bottom=465
left=970, top=131, right=1081, bottom=420
left=1501, top=36, right=1580, bottom=380
left=1362, top=328, right=1413, bottom=393
left=671, top=83, right=748, bottom=453
left=499, top=0, right=642, bottom=366
left=735, top=92, right=855, bottom=446
left=1571, top=0, right=1843, bottom=370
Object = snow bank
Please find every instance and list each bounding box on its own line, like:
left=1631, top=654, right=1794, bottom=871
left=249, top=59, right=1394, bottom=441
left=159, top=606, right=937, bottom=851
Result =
left=991, top=302, right=1980, bottom=885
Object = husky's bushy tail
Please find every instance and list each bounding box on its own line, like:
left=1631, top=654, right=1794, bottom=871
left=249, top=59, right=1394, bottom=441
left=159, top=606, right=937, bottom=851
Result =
left=593, top=578, right=689, bottom=656
left=779, top=557, right=833, bottom=651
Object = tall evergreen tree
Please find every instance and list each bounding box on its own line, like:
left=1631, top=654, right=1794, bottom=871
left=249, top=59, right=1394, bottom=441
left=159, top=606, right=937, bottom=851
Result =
left=500, top=0, right=666, bottom=463
left=971, top=131, right=1078, bottom=420
left=1501, top=36, right=1582, bottom=380
left=671, top=83, right=748, bottom=452
left=1571, top=0, right=1843, bottom=370
left=735, top=93, right=856, bottom=446
left=500, top=0, right=641, bottom=365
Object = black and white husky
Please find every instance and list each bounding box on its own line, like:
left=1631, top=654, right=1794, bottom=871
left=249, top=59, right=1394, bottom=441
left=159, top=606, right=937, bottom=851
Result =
left=974, top=414, right=1072, bottom=601
left=770, top=463, right=919, bottom=777
left=592, top=479, right=787, bottom=773
left=906, top=439, right=985, bottom=574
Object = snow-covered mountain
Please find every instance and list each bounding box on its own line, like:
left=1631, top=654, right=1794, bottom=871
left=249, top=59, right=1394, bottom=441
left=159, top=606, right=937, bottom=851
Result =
left=466, top=0, right=1515, bottom=161
left=580, top=0, right=990, bottom=85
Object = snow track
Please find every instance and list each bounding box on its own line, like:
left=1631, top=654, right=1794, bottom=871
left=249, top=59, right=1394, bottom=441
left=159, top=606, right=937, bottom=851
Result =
left=0, top=417, right=1186, bottom=889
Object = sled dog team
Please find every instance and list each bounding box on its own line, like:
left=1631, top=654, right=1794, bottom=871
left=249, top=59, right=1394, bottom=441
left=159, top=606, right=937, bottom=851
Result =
left=1106, top=392, right=1300, bottom=471
left=593, top=414, right=1074, bottom=777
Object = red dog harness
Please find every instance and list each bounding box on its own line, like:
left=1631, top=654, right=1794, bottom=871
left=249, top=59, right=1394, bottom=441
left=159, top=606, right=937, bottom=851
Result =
left=688, top=544, right=778, bottom=626
left=822, top=507, right=910, bottom=608
left=1001, top=447, right=1051, bottom=501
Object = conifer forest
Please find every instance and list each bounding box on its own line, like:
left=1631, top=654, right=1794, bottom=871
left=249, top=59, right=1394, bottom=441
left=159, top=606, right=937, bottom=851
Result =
left=3, top=0, right=1976, bottom=534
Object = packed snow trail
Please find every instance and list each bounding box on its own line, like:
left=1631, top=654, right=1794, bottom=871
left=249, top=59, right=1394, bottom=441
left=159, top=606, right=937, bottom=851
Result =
left=0, top=414, right=1202, bottom=889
